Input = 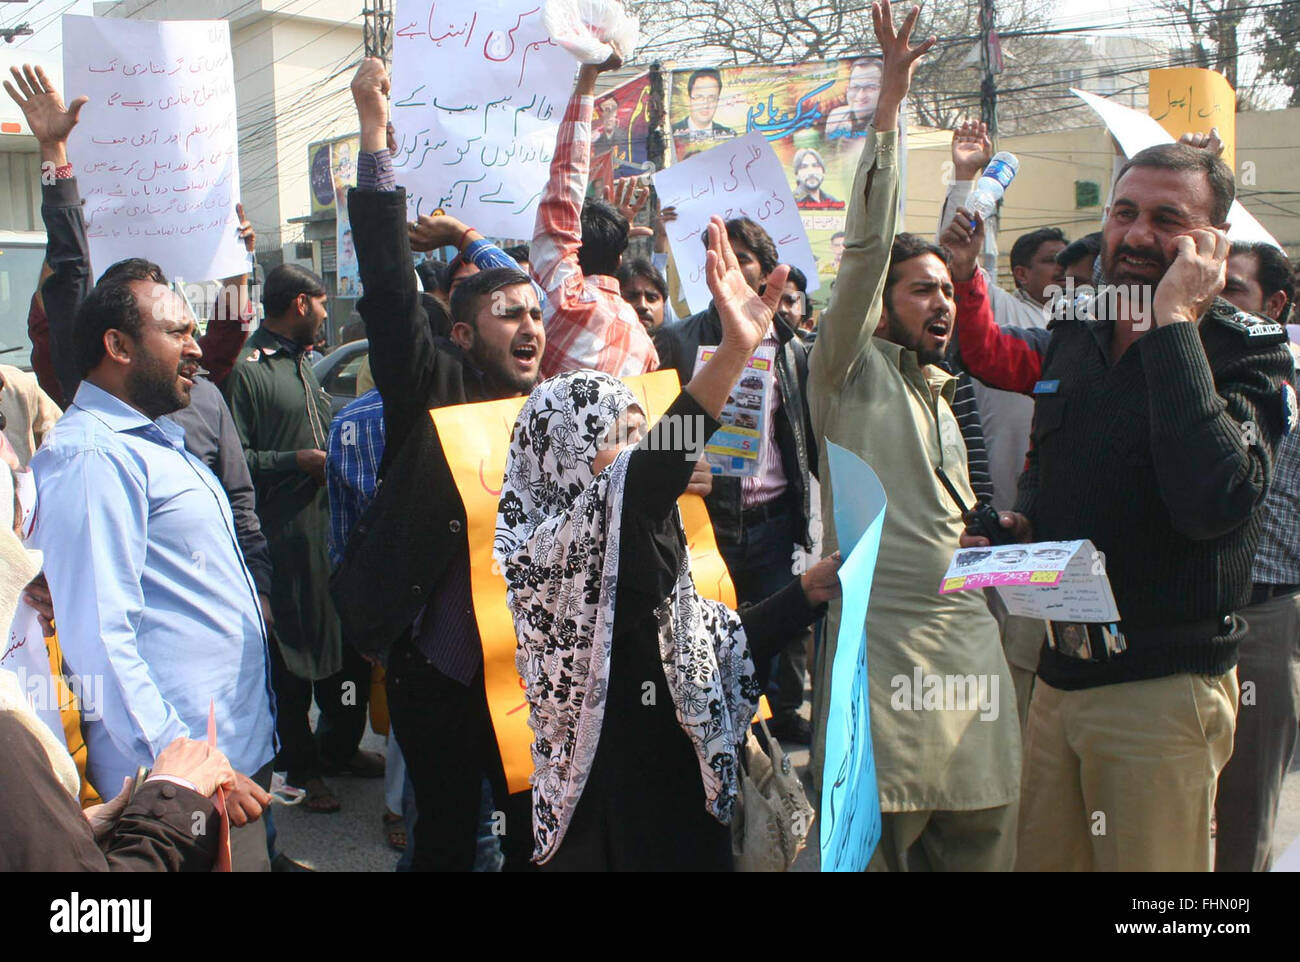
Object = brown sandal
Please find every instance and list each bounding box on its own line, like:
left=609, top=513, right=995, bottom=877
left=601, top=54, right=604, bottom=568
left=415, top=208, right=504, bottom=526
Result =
left=302, top=777, right=341, bottom=814
left=383, top=810, right=406, bottom=851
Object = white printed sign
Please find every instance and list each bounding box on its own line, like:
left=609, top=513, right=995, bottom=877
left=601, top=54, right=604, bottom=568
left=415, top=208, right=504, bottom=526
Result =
left=654, top=131, right=819, bottom=315
left=693, top=345, right=774, bottom=478
left=941, top=539, right=1120, bottom=623
left=63, top=16, right=248, bottom=282
left=389, top=0, right=577, bottom=236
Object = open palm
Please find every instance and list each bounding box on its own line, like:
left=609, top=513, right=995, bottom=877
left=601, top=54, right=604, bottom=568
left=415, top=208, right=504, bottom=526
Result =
left=873, top=3, right=936, bottom=108
left=952, top=120, right=992, bottom=173
left=703, top=216, right=789, bottom=355
left=3, top=65, right=86, bottom=145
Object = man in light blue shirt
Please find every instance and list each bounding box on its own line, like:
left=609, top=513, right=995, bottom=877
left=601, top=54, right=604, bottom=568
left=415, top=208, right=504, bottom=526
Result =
left=29, top=272, right=275, bottom=869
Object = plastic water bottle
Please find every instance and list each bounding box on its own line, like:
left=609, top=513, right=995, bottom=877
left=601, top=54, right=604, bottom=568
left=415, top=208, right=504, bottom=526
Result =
left=968, top=151, right=1020, bottom=220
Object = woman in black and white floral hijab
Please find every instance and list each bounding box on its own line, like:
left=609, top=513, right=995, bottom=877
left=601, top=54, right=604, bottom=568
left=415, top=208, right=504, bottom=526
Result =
left=495, top=217, right=841, bottom=870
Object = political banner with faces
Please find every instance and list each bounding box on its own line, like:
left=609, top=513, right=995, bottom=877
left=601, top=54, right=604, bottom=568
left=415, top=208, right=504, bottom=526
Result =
left=668, top=58, right=907, bottom=308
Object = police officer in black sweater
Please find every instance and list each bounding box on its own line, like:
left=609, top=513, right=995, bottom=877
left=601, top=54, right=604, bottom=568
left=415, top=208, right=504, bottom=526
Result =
left=963, top=143, right=1294, bottom=871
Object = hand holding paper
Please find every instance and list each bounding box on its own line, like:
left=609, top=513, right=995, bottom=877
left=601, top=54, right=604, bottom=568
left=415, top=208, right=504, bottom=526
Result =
left=544, top=0, right=639, bottom=66
left=800, top=551, right=843, bottom=606
left=1179, top=126, right=1225, bottom=157
left=223, top=772, right=271, bottom=827
left=942, top=539, right=1120, bottom=623
left=152, top=737, right=238, bottom=798
left=409, top=212, right=476, bottom=252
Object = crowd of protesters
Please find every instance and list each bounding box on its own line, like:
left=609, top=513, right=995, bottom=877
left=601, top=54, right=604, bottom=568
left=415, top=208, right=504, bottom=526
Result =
left=1, top=1, right=1298, bottom=874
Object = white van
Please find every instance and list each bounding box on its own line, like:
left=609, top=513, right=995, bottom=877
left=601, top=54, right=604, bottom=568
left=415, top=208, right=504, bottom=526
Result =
left=0, top=229, right=45, bottom=372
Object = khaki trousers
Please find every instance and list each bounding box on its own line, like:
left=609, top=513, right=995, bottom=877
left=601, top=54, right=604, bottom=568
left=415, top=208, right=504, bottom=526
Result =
left=983, top=591, right=1043, bottom=732
left=1009, top=664, right=1037, bottom=732
left=1215, top=591, right=1300, bottom=872
left=867, top=804, right=1018, bottom=872
left=1016, top=670, right=1238, bottom=872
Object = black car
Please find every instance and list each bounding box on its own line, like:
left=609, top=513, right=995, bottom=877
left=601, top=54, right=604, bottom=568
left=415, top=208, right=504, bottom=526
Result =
left=313, top=339, right=370, bottom=417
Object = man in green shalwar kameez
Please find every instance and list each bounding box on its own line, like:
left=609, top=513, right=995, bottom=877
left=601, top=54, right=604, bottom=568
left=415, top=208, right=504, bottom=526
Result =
left=223, top=264, right=381, bottom=812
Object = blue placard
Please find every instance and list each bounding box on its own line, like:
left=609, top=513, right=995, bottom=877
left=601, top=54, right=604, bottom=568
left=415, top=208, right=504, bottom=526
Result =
left=820, top=442, right=887, bottom=871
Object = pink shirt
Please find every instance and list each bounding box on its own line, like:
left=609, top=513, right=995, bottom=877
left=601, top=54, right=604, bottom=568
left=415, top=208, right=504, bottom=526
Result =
left=741, top=329, right=788, bottom=509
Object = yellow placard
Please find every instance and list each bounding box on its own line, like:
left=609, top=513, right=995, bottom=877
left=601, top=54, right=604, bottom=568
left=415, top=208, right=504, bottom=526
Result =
left=1148, top=68, right=1236, bottom=172
left=431, top=370, right=737, bottom=793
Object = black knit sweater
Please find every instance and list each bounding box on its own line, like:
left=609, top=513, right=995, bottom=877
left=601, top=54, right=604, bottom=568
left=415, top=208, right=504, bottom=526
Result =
left=1015, top=301, right=1293, bottom=689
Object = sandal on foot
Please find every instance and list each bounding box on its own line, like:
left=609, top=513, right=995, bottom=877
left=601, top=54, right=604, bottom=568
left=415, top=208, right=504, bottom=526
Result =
left=302, top=777, right=341, bottom=814
left=383, top=810, right=406, bottom=851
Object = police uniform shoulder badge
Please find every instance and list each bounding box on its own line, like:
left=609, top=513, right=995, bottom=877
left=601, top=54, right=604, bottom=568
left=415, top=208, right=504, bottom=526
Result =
left=1216, top=307, right=1286, bottom=343
left=1283, top=381, right=1299, bottom=436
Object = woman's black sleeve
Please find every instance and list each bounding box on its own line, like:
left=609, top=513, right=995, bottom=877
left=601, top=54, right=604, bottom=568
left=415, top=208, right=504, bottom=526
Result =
left=623, top=390, right=720, bottom=522
left=738, top=577, right=825, bottom=663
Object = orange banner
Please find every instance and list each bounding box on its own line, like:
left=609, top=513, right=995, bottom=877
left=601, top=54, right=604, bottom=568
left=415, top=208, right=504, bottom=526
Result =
left=430, top=370, right=737, bottom=793
left=1148, top=67, right=1236, bottom=172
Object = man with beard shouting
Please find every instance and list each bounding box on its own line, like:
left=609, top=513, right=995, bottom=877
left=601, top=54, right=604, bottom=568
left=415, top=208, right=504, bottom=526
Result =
left=331, top=57, right=548, bottom=870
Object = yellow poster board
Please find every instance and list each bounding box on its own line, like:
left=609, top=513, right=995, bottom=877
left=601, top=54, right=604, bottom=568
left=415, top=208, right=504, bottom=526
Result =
left=430, top=370, right=737, bottom=793
left=1148, top=68, right=1236, bottom=172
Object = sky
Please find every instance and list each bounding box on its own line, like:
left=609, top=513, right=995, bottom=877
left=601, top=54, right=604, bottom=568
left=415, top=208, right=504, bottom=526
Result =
left=3, top=0, right=1160, bottom=57
left=0, top=0, right=97, bottom=54
left=0, top=0, right=1279, bottom=103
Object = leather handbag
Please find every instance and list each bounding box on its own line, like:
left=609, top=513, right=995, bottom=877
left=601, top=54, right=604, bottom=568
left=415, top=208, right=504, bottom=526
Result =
left=731, top=716, right=815, bottom=871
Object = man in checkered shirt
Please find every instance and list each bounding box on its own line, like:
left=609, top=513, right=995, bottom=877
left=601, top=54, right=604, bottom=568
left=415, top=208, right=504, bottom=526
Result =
left=530, top=54, right=659, bottom=379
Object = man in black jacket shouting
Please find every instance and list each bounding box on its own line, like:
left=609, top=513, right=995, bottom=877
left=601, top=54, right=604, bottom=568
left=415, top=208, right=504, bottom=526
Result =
left=654, top=219, right=819, bottom=743
left=333, top=58, right=545, bottom=871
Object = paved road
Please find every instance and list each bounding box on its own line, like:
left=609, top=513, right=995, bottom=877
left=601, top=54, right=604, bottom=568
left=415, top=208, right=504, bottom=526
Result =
left=273, top=707, right=1300, bottom=872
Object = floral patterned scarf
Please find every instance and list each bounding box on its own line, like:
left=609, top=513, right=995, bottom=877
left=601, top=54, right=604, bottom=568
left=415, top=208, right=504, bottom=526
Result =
left=494, top=371, right=758, bottom=863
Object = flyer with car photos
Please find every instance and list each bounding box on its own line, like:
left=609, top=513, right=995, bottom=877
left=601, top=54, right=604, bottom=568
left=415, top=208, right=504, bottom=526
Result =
left=940, top=539, right=1120, bottom=623
left=693, top=345, right=775, bottom=478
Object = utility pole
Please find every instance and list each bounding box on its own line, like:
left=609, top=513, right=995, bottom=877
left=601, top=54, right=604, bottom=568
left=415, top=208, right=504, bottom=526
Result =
left=978, top=0, right=999, bottom=143
left=1, top=24, right=33, bottom=44
left=362, top=0, right=392, bottom=62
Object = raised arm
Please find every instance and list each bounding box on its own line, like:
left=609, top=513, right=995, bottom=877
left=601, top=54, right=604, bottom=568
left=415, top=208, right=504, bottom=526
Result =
left=6, top=65, right=91, bottom=402
left=937, top=120, right=998, bottom=243
left=943, top=209, right=1047, bottom=394
left=347, top=58, right=441, bottom=463
left=810, top=4, right=933, bottom=392
left=529, top=63, right=604, bottom=307
left=409, top=211, right=520, bottom=273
